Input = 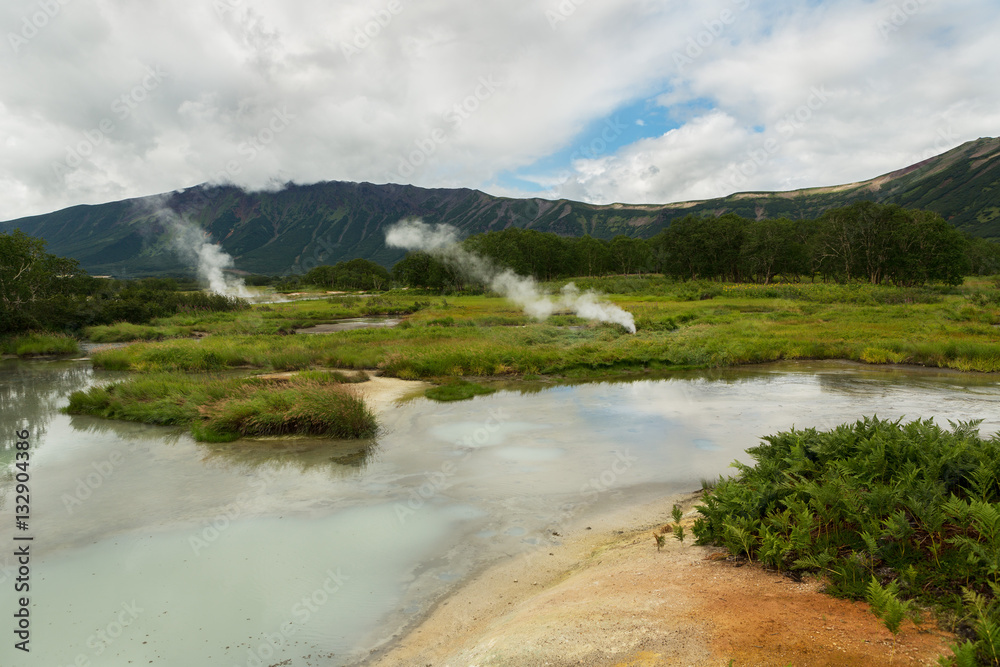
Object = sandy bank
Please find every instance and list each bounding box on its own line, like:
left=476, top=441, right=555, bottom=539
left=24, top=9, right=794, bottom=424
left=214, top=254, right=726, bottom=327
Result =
left=355, top=374, right=430, bottom=412
left=368, top=492, right=955, bottom=667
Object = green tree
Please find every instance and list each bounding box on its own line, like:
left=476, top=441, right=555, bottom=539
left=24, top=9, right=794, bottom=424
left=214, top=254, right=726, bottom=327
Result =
left=609, top=235, right=653, bottom=276
left=741, top=218, right=800, bottom=284
left=572, top=234, right=612, bottom=277
left=0, top=230, right=81, bottom=333
left=891, top=210, right=970, bottom=286
left=390, top=251, right=463, bottom=291
left=306, top=258, right=391, bottom=291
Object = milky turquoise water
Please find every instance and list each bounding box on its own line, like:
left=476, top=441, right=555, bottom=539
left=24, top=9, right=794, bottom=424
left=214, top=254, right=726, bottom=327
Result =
left=1, top=359, right=998, bottom=666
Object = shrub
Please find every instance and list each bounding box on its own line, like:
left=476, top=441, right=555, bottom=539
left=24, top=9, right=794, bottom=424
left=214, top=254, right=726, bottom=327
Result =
left=693, top=417, right=1000, bottom=665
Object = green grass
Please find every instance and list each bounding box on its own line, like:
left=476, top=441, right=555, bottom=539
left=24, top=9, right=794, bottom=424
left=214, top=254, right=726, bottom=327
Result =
left=0, top=333, right=79, bottom=356
left=64, top=371, right=377, bottom=442
left=693, top=418, right=1000, bottom=665
left=424, top=380, right=497, bottom=402
left=88, top=280, right=1000, bottom=377
left=82, top=291, right=434, bottom=342
left=72, top=278, right=1000, bottom=437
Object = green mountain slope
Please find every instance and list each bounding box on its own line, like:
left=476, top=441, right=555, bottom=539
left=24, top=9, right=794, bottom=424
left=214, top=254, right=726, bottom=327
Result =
left=3, top=137, right=998, bottom=277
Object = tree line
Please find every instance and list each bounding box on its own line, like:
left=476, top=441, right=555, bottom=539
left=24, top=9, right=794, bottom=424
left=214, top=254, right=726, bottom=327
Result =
left=4, top=201, right=1000, bottom=335
left=0, top=230, right=246, bottom=336
left=391, top=202, right=1000, bottom=289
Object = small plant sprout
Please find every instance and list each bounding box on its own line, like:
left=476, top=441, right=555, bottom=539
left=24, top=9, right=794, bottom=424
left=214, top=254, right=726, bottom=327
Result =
left=654, top=532, right=666, bottom=551
left=672, top=503, right=683, bottom=523
left=673, top=522, right=686, bottom=543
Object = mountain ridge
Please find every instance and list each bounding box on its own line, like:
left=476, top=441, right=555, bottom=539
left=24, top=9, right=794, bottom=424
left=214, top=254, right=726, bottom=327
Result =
left=3, top=137, right=999, bottom=277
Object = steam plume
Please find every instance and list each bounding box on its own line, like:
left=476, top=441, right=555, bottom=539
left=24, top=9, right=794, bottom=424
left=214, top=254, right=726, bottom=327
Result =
left=147, top=202, right=251, bottom=298
left=386, top=218, right=636, bottom=333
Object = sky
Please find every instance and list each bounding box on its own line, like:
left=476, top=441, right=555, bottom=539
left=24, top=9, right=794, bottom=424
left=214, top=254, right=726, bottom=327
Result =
left=1, top=0, right=998, bottom=221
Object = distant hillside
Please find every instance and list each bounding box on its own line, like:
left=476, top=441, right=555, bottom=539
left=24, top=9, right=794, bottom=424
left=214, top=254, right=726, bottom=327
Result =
left=3, top=137, right=998, bottom=277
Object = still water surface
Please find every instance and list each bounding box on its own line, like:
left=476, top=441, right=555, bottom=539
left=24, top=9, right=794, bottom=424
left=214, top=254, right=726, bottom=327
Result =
left=1, top=359, right=998, bottom=666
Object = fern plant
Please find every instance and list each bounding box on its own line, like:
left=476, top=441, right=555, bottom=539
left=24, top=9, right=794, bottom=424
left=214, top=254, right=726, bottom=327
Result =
left=691, top=417, right=1000, bottom=666
left=866, top=576, right=917, bottom=636
left=939, top=641, right=980, bottom=667
left=963, top=587, right=1000, bottom=665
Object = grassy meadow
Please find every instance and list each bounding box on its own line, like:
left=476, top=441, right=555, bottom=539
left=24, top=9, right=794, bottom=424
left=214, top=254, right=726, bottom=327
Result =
left=61, top=275, right=1000, bottom=441
left=86, top=277, right=1000, bottom=377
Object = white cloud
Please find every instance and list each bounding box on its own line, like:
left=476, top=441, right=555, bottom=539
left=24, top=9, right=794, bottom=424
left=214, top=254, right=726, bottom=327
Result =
left=0, top=0, right=998, bottom=219
left=540, top=0, right=1000, bottom=202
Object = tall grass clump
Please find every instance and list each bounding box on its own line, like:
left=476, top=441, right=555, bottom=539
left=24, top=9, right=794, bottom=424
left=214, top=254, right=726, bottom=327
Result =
left=693, top=417, right=1000, bottom=665
left=85, top=322, right=187, bottom=342
left=195, top=381, right=377, bottom=442
left=1, top=333, right=79, bottom=356
left=65, top=371, right=377, bottom=442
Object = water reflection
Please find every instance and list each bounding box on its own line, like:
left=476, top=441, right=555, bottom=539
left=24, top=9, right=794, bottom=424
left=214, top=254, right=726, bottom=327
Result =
left=201, top=436, right=379, bottom=474
left=67, top=410, right=379, bottom=475
left=489, top=360, right=1000, bottom=406
left=0, top=359, right=92, bottom=442
left=65, top=413, right=187, bottom=443
left=1, top=358, right=999, bottom=667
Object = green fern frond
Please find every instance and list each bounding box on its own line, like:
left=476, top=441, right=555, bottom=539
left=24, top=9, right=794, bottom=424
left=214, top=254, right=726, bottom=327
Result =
left=939, top=640, right=979, bottom=667
left=866, top=576, right=913, bottom=636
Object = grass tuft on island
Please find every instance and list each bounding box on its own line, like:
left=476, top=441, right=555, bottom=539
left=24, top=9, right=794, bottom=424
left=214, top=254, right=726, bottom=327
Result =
left=693, top=417, right=1000, bottom=666
left=425, top=379, right=496, bottom=402
left=1, top=333, right=79, bottom=357
left=64, top=370, right=377, bottom=442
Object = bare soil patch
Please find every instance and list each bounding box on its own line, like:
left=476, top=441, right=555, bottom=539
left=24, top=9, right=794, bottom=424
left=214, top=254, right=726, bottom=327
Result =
left=369, top=493, right=954, bottom=666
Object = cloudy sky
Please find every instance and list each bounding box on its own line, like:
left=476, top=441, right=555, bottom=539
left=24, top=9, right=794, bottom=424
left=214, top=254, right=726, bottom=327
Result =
left=1, top=0, right=998, bottom=220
